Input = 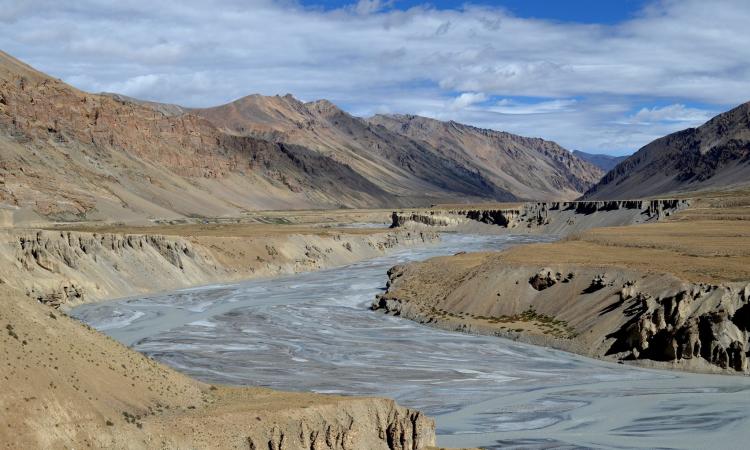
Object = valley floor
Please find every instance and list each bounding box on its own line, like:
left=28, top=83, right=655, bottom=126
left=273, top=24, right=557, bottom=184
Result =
left=4, top=188, right=749, bottom=448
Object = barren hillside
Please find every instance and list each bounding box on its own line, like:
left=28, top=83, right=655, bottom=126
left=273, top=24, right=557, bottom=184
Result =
left=370, top=114, right=603, bottom=200
left=0, top=51, right=402, bottom=225
left=194, top=95, right=515, bottom=202
left=583, top=102, right=750, bottom=199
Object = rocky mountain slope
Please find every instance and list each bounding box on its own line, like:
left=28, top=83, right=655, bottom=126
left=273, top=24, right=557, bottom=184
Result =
left=193, top=95, right=514, bottom=203
left=583, top=102, right=750, bottom=199
left=572, top=150, right=628, bottom=172
left=370, top=114, right=603, bottom=200
left=0, top=51, right=411, bottom=225
left=0, top=50, right=604, bottom=225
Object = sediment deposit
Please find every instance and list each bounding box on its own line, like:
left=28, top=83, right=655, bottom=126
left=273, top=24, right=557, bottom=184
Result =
left=391, top=199, right=689, bottom=235
left=1, top=226, right=437, bottom=309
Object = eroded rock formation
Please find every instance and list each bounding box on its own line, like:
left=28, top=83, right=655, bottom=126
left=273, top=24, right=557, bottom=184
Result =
left=1, top=228, right=438, bottom=309
left=373, top=255, right=750, bottom=375
left=391, top=199, right=690, bottom=234
left=606, top=282, right=750, bottom=372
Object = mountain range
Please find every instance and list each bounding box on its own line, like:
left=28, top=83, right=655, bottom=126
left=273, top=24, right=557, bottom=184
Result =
left=572, top=150, right=628, bottom=172
left=0, top=50, right=602, bottom=224
left=2, top=49, right=749, bottom=225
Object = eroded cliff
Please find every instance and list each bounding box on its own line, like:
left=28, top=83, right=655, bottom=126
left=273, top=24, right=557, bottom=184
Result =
left=1, top=227, right=437, bottom=308
left=375, top=258, right=750, bottom=374
left=391, top=199, right=690, bottom=235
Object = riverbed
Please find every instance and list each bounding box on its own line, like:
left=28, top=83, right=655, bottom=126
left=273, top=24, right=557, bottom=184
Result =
left=72, top=234, right=750, bottom=449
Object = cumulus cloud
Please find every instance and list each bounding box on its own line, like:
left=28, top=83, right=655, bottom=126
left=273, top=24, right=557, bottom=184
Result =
left=451, top=92, right=487, bottom=110
left=1, top=0, right=747, bottom=153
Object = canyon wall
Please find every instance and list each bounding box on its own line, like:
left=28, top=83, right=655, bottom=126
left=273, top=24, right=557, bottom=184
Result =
left=1, top=228, right=437, bottom=308
left=391, top=199, right=690, bottom=235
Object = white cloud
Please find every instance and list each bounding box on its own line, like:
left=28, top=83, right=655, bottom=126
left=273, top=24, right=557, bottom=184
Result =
left=628, top=104, right=714, bottom=124
left=492, top=98, right=578, bottom=115
left=451, top=92, right=486, bottom=110
left=1, top=0, right=747, bottom=153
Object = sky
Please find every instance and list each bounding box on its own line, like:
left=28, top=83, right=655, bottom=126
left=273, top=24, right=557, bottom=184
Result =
left=1, top=0, right=748, bottom=155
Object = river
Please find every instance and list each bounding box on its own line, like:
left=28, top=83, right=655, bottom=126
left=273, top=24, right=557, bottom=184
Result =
left=72, top=234, right=750, bottom=449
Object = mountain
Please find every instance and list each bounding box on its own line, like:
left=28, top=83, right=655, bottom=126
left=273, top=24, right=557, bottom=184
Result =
left=369, top=114, right=604, bottom=200
left=0, top=51, right=401, bottom=224
left=572, top=150, right=628, bottom=172
left=193, top=97, right=602, bottom=201
left=583, top=102, right=750, bottom=200
left=0, top=50, right=603, bottom=225
left=192, top=95, right=515, bottom=202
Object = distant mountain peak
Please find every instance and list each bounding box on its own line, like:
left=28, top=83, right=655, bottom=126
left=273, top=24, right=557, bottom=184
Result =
left=572, top=150, right=629, bottom=172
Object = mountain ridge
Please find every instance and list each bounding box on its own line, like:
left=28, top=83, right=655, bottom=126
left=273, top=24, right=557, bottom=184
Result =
left=583, top=101, right=750, bottom=200
left=369, top=113, right=604, bottom=200
left=572, top=150, right=628, bottom=172
left=0, top=50, right=605, bottom=225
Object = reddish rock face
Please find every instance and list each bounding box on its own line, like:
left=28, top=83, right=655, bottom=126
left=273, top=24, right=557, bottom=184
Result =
left=0, top=51, right=397, bottom=220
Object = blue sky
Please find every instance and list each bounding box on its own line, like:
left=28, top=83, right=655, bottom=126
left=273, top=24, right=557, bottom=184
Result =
left=2, top=0, right=748, bottom=155
left=301, top=0, right=651, bottom=24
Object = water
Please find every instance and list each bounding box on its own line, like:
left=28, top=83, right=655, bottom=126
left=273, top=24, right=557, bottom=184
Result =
left=72, top=234, right=750, bottom=449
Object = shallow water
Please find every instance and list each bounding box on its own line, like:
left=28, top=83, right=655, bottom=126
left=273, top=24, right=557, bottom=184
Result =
left=72, top=234, right=750, bottom=449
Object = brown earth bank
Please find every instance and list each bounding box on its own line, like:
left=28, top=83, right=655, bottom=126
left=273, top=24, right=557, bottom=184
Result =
left=3, top=223, right=437, bottom=310
left=375, top=189, right=750, bottom=375
left=0, top=221, right=442, bottom=449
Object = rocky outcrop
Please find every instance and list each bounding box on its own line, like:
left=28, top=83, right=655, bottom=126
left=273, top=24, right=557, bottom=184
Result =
left=240, top=399, right=435, bottom=450
left=391, top=199, right=689, bottom=234
left=373, top=254, right=750, bottom=375
left=529, top=270, right=561, bottom=291
left=606, top=282, right=750, bottom=372
left=390, top=212, right=465, bottom=228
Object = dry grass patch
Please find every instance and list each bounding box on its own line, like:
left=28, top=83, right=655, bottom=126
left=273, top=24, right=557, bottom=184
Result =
left=502, top=190, right=750, bottom=283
